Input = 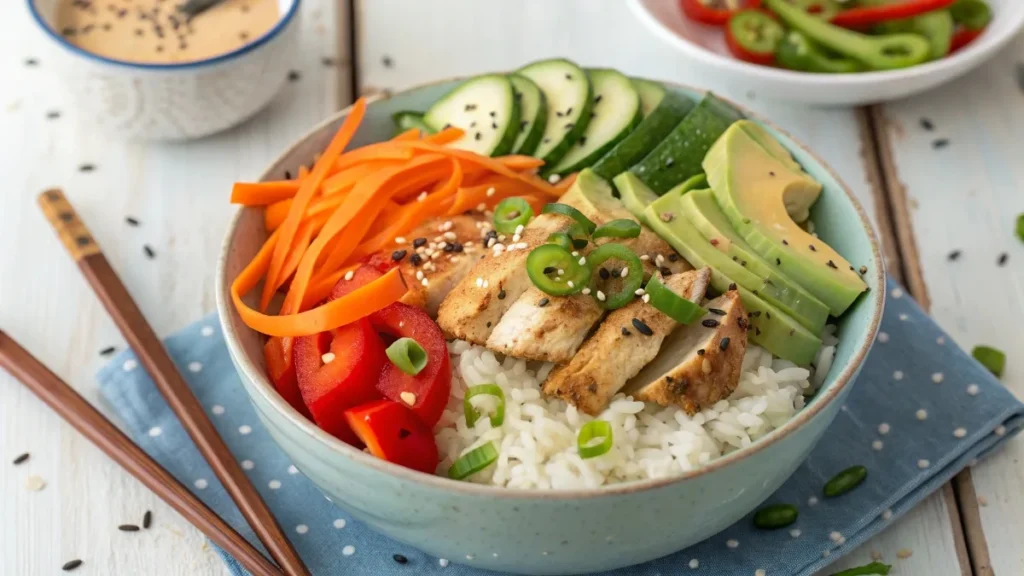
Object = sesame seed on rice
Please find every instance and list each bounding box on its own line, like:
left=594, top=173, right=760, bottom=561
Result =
left=967, top=384, right=979, bottom=396
left=878, top=422, right=891, bottom=434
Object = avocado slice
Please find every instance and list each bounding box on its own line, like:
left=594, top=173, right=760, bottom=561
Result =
left=557, top=169, right=623, bottom=217
left=680, top=189, right=829, bottom=333
left=613, top=172, right=659, bottom=226
left=738, top=122, right=805, bottom=178
left=705, top=122, right=868, bottom=316
left=645, top=193, right=822, bottom=365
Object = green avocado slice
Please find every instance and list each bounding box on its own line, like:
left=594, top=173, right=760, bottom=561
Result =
left=612, top=172, right=659, bottom=226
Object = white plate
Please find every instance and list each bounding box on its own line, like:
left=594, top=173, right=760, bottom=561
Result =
left=629, top=0, right=1024, bottom=106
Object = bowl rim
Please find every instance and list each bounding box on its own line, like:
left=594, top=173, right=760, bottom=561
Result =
left=27, top=0, right=302, bottom=71
left=215, top=76, right=886, bottom=500
left=627, top=0, right=1024, bottom=89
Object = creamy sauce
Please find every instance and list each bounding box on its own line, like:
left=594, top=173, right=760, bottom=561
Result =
left=54, top=0, right=281, bottom=64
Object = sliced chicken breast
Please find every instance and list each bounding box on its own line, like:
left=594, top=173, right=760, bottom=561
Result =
left=624, top=289, right=748, bottom=415
left=436, top=213, right=574, bottom=344
left=542, top=268, right=712, bottom=415
left=486, top=288, right=604, bottom=364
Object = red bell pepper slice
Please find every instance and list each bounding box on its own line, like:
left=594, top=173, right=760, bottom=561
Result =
left=294, top=318, right=386, bottom=445
left=830, top=0, right=956, bottom=28
left=264, top=336, right=310, bottom=419
left=680, top=0, right=763, bottom=26
left=950, top=26, right=985, bottom=54
left=330, top=265, right=453, bottom=427
left=345, top=399, right=439, bottom=474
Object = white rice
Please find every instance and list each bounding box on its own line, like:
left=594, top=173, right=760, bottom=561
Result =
left=434, top=335, right=838, bottom=489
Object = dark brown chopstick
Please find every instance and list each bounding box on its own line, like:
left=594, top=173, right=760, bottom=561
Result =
left=37, top=189, right=311, bottom=576
left=0, top=330, right=282, bottom=576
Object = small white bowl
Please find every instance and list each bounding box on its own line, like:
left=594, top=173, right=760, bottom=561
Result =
left=28, top=0, right=301, bottom=140
left=629, top=0, right=1024, bottom=106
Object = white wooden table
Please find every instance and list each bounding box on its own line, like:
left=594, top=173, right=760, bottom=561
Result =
left=1, top=1, right=1019, bottom=574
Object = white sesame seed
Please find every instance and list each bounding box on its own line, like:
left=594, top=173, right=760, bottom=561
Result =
left=931, top=372, right=944, bottom=384
left=498, top=234, right=507, bottom=242
left=516, top=242, right=528, bottom=250
left=620, top=267, right=629, bottom=278
left=893, top=370, right=904, bottom=381
left=483, top=280, right=490, bottom=288
left=486, top=187, right=496, bottom=197
left=444, top=231, right=457, bottom=241
left=878, top=423, right=891, bottom=435
left=642, top=294, right=650, bottom=303
left=917, top=459, right=930, bottom=469
left=579, top=257, right=587, bottom=266
left=567, top=281, right=575, bottom=288
left=557, top=269, right=565, bottom=276
left=872, top=440, right=884, bottom=451
left=395, top=236, right=406, bottom=244
left=486, top=238, right=495, bottom=248
left=954, top=427, right=967, bottom=438
left=475, top=277, right=484, bottom=288
left=655, top=254, right=665, bottom=265
left=515, top=224, right=524, bottom=234
left=790, top=529, right=801, bottom=538
left=726, top=539, right=739, bottom=549
left=689, top=559, right=699, bottom=569
left=442, top=221, right=454, bottom=232
left=344, top=270, right=354, bottom=281
left=548, top=174, right=562, bottom=184
left=640, top=254, right=650, bottom=261
left=877, top=331, right=889, bottom=343
left=916, top=409, right=928, bottom=420
left=896, top=549, right=913, bottom=559
left=512, top=234, right=521, bottom=243
left=882, top=509, right=893, bottom=520
left=421, top=278, right=429, bottom=287
left=829, top=531, right=842, bottom=543
left=891, top=287, right=904, bottom=299
left=756, top=569, right=766, bottom=576
left=416, top=271, right=424, bottom=280
left=808, top=496, right=818, bottom=507
left=571, top=251, right=579, bottom=257
left=937, top=337, right=945, bottom=345
left=321, top=352, right=336, bottom=364
left=995, top=425, right=1007, bottom=436
left=400, top=392, right=417, bottom=406
left=872, top=550, right=883, bottom=562
left=466, top=554, right=474, bottom=560
left=476, top=203, right=487, bottom=211
left=822, top=550, right=831, bottom=558
left=417, top=191, right=428, bottom=202
left=899, top=313, right=909, bottom=321
left=967, top=384, right=980, bottom=396
left=582, top=288, right=591, bottom=295
left=596, top=291, right=606, bottom=302
left=439, top=558, right=449, bottom=567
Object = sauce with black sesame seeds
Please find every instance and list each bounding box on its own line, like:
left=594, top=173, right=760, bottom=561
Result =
left=55, top=0, right=281, bottom=64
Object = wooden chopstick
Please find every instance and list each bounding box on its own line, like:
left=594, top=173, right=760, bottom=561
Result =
left=0, top=330, right=283, bottom=576
left=37, top=189, right=311, bottom=576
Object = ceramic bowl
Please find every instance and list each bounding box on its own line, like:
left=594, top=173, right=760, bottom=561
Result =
left=28, top=0, right=301, bottom=141
left=629, top=0, right=1024, bottom=106
left=215, top=80, right=886, bottom=575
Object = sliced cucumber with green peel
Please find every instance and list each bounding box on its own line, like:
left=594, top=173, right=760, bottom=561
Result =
left=633, top=78, right=666, bottom=117
left=629, top=93, right=743, bottom=194
left=549, top=69, right=642, bottom=176
left=517, top=58, right=593, bottom=168
left=391, top=111, right=433, bottom=136
left=591, top=85, right=694, bottom=182
left=509, top=74, right=547, bottom=156
left=423, top=74, right=520, bottom=157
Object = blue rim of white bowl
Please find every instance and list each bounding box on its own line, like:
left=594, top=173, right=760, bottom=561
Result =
left=27, top=0, right=301, bottom=70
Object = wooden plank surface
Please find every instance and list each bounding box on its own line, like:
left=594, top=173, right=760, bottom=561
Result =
left=0, top=0, right=349, bottom=574
left=354, top=2, right=968, bottom=574
left=877, top=32, right=1024, bottom=576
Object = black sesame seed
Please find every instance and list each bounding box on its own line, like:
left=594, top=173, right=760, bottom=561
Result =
left=538, top=297, right=550, bottom=307
left=859, top=265, right=868, bottom=275
left=453, top=243, right=464, bottom=253
left=578, top=136, right=587, bottom=146
left=321, top=56, right=336, bottom=67
left=464, top=104, right=478, bottom=113
left=565, top=122, right=575, bottom=130
left=632, top=318, right=653, bottom=336
left=599, top=268, right=610, bottom=280
left=474, top=132, right=482, bottom=141
left=491, top=122, right=498, bottom=130
left=79, top=163, right=96, bottom=172
left=769, top=171, right=775, bottom=177
left=497, top=289, right=506, bottom=300
left=998, top=252, right=1009, bottom=266
left=58, top=212, right=74, bottom=222
left=99, top=346, right=116, bottom=356
left=391, top=249, right=407, bottom=262
left=62, top=559, right=83, bottom=572
left=393, top=554, right=408, bottom=564
left=143, top=510, right=152, bottom=529
left=809, top=244, right=817, bottom=252
left=143, top=245, right=155, bottom=259
left=594, top=94, right=603, bottom=103
left=62, top=27, right=77, bottom=36
left=443, top=243, right=455, bottom=253
left=756, top=327, right=762, bottom=336
left=932, top=138, right=950, bottom=149
left=118, top=524, right=140, bottom=532
left=708, top=308, right=726, bottom=316
left=776, top=258, right=781, bottom=266
left=920, top=117, right=934, bottom=131
left=719, top=337, right=730, bottom=351
left=76, top=236, right=90, bottom=247
left=565, top=107, right=573, bottom=116
left=702, top=319, right=720, bottom=328
left=381, top=55, right=393, bottom=68
left=412, top=237, right=427, bottom=248
left=544, top=266, right=557, bottom=275
left=660, top=266, right=672, bottom=276
left=621, top=327, right=631, bottom=336
left=696, top=349, right=705, bottom=356
left=728, top=283, right=737, bottom=291
left=519, top=120, right=528, bottom=131
left=947, top=250, right=961, bottom=261
left=284, top=170, right=292, bottom=180
left=486, top=321, right=492, bottom=328
left=25, top=58, right=39, bottom=67
left=287, top=70, right=301, bottom=82
left=543, top=138, right=551, bottom=144
left=556, top=110, right=564, bottom=118
left=782, top=239, right=789, bottom=246
left=765, top=312, right=771, bottom=319
left=826, top=260, right=837, bottom=269
left=409, top=254, right=423, bottom=266
left=46, top=110, right=61, bottom=120
left=125, top=216, right=140, bottom=226
left=13, top=452, right=30, bottom=465
left=565, top=73, right=572, bottom=80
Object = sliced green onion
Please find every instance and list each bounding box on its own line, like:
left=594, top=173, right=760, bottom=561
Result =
left=828, top=562, right=892, bottom=576
left=645, top=275, right=705, bottom=324
left=526, top=244, right=590, bottom=296
left=385, top=337, right=428, bottom=376
left=547, top=232, right=573, bottom=251
left=592, top=219, right=641, bottom=241
left=542, top=203, right=597, bottom=234
left=493, top=197, right=533, bottom=234
left=972, top=345, right=1006, bottom=377
left=447, top=442, right=498, bottom=480
left=577, top=420, right=613, bottom=459
left=587, top=243, right=643, bottom=310
left=464, top=384, right=506, bottom=428
left=1016, top=213, right=1024, bottom=243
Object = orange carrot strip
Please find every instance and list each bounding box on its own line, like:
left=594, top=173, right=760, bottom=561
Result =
left=301, top=266, right=357, bottom=310
left=230, top=181, right=302, bottom=206
left=497, top=155, right=545, bottom=170
left=391, top=128, right=422, bottom=142
left=264, top=199, right=291, bottom=231
left=322, top=160, right=399, bottom=196
left=262, top=98, right=367, bottom=311
left=554, top=172, right=577, bottom=192
left=335, top=145, right=414, bottom=170
left=447, top=176, right=539, bottom=215
left=424, top=127, right=465, bottom=145
left=297, top=165, right=310, bottom=179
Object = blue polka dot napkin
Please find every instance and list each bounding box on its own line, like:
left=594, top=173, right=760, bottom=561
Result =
left=97, top=280, right=1023, bottom=576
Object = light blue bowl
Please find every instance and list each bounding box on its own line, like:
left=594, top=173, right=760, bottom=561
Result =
left=216, top=80, right=885, bottom=575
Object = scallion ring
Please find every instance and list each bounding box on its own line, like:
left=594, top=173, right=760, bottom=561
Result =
left=493, top=197, right=533, bottom=234
left=542, top=203, right=597, bottom=234
left=447, top=442, right=499, bottom=480
left=587, top=243, right=643, bottom=310
left=645, top=275, right=705, bottom=324
left=526, top=244, right=590, bottom=296
left=577, top=420, right=613, bottom=459
left=592, top=218, right=641, bottom=240
left=463, top=384, right=506, bottom=428
left=385, top=337, right=428, bottom=376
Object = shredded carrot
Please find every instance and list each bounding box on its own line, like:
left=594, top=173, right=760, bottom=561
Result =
left=424, top=127, right=465, bottom=145
left=447, top=175, right=543, bottom=215
left=297, top=165, right=310, bottom=179
left=322, top=160, right=400, bottom=196
left=497, top=155, right=545, bottom=170
left=335, top=145, right=414, bottom=170
left=230, top=181, right=302, bottom=206
left=393, top=140, right=560, bottom=197
left=554, top=172, right=578, bottom=192
left=391, top=128, right=422, bottom=142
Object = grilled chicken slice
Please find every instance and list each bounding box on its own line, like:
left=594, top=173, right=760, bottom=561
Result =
left=624, top=289, right=748, bottom=415
left=542, top=268, right=712, bottom=415
left=436, top=213, right=574, bottom=344
left=486, top=288, right=604, bottom=364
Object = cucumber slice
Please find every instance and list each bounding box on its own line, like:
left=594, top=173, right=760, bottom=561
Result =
left=423, top=74, right=520, bottom=157
left=509, top=74, right=547, bottom=156
left=391, top=111, right=434, bottom=136
left=629, top=93, right=744, bottom=194
left=549, top=69, right=642, bottom=176
left=591, top=85, right=694, bottom=183
left=633, top=78, right=666, bottom=117
left=517, top=58, right=593, bottom=168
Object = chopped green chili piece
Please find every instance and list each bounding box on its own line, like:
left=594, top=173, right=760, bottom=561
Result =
left=587, top=243, right=643, bottom=310
left=645, top=275, right=706, bottom=324
left=464, top=384, right=506, bottom=428
left=828, top=562, right=892, bottom=576
left=542, top=203, right=597, bottom=234
left=577, top=420, right=613, bottom=459
left=547, top=232, right=574, bottom=251
left=493, top=197, right=533, bottom=234
left=972, top=345, right=1006, bottom=377
left=824, top=465, right=867, bottom=497
left=448, top=442, right=498, bottom=480
left=950, top=0, right=992, bottom=31
left=592, top=219, right=642, bottom=240
left=526, top=244, right=590, bottom=296
left=385, top=337, right=428, bottom=376
left=753, top=504, right=798, bottom=530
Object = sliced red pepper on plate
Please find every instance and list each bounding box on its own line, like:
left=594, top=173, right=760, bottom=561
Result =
left=829, top=0, right=956, bottom=28
left=294, top=319, right=386, bottom=445
left=950, top=26, right=985, bottom=53
left=344, top=399, right=439, bottom=474
left=680, top=0, right=763, bottom=26
left=726, top=9, right=784, bottom=65
left=264, top=336, right=310, bottom=419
